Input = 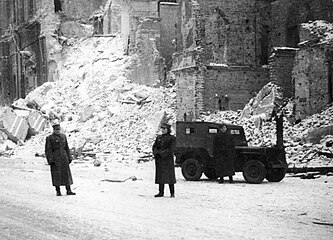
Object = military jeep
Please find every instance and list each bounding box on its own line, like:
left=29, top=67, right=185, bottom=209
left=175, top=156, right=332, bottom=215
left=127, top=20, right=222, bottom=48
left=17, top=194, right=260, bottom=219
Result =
left=174, top=120, right=287, bottom=184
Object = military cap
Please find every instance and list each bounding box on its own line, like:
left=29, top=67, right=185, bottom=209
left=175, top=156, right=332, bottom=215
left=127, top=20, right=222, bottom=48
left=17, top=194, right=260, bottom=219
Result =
left=161, top=123, right=171, bottom=129
left=52, top=123, right=60, bottom=129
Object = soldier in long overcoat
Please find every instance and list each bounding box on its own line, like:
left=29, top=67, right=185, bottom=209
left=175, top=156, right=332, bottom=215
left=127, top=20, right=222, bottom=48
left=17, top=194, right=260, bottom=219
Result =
left=152, top=123, right=176, bottom=197
left=45, top=123, right=75, bottom=196
left=213, top=124, right=236, bottom=183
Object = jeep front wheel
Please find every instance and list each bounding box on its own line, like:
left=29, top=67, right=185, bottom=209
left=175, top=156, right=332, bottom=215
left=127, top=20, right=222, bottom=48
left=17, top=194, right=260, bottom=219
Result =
left=265, top=168, right=286, bottom=182
left=181, top=158, right=202, bottom=181
left=243, top=160, right=266, bottom=184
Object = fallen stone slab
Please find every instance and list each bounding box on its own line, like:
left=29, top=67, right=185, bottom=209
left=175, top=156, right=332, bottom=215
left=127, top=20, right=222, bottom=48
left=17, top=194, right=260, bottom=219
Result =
left=27, top=110, right=48, bottom=134
left=306, top=125, right=333, bottom=144
left=1, top=108, right=29, bottom=143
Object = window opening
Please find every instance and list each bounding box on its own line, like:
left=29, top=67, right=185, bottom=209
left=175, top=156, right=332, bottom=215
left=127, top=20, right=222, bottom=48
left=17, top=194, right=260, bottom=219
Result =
left=54, top=0, right=62, bottom=13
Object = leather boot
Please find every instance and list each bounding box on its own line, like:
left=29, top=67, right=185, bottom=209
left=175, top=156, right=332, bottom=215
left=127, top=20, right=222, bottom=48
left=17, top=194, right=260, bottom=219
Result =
left=66, top=186, right=76, bottom=195
left=155, top=184, right=164, bottom=197
left=169, top=184, right=175, bottom=198
left=229, top=176, right=234, bottom=183
left=55, top=186, right=61, bottom=196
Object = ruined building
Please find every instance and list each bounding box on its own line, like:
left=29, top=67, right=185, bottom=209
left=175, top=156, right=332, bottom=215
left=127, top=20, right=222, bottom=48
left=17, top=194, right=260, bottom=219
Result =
left=172, top=0, right=333, bottom=121
left=0, top=0, right=47, bottom=106
left=1, top=0, right=332, bottom=122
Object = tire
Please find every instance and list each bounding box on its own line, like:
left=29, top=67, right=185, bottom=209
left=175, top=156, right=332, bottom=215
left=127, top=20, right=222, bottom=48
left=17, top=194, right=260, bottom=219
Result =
left=265, top=168, right=286, bottom=182
left=204, top=168, right=218, bottom=180
left=242, top=160, right=267, bottom=184
left=181, top=158, right=202, bottom=181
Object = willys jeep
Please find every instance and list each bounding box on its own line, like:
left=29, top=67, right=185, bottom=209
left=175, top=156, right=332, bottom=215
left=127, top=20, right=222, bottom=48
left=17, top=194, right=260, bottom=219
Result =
left=174, top=118, right=287, bottom=184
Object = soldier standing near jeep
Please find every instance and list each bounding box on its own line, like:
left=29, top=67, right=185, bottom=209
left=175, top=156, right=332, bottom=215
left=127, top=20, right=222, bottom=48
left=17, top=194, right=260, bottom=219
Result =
left=214, top=124, right=235, bottom=184
left=152, top=123, right=176, bottom=198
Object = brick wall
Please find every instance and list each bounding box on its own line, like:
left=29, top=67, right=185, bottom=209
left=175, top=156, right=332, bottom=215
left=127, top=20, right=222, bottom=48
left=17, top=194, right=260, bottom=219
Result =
left=269, top=48, right=297, bottom=98
left=62, top=0, right=105, bottom=20
left=177, top=0, right=270, bottom=67
left=160, top=2, right=179, bottom=70
left=204, top=66, right=270, bottom=111
left=175, top=68, right=199, bottom=121
left=131, top=0, right=159, bottom=18
left=173, top=0, right=273, bottom=118
left=0, top=0, right=36, bottom=36
left=293, top=47, right=329, bottom=119
left=271, top=0, right=333, bottom=47
left=130, top=17, right=165, bottom=86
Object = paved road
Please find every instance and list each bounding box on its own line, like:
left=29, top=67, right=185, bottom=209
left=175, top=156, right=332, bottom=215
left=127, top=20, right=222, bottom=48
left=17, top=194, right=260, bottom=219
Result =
left=0, top=157, right=333, bottom=240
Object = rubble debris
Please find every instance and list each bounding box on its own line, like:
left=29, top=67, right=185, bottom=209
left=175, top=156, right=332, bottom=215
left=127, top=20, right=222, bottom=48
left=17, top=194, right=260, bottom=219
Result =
left=1, top=108, right=29, bottom=143
left=101, top=175, right=138, bottom=183
left=240, top=82, right=284, bottom=120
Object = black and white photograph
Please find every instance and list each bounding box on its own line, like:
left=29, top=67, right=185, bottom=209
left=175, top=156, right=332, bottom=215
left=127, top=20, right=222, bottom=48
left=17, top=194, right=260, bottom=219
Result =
left=0, top=0, right=332, bottom=239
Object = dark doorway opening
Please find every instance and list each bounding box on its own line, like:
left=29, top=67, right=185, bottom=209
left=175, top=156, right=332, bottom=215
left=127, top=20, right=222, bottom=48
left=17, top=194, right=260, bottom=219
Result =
left=328, top=60, right=333, bottom=103
left=286, top=25, right=299, bottom=48
left=54, top=0, right=62, bottom=13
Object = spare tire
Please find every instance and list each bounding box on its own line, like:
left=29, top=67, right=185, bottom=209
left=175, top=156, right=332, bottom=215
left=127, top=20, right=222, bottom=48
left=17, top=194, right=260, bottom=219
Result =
left=243, top=160, right=266, bottom=184
left=181, top=158, right=202, bottom=181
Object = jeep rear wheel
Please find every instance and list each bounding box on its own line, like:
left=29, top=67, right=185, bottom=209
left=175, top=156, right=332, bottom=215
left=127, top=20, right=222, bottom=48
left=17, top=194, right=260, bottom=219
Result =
left=181, top=158, right=202, bottom=181
left=204, top=168, right=218, bottom=180
left=265, top=168, right=286, bottom=182
left=243, top=160, right=267, bottom=184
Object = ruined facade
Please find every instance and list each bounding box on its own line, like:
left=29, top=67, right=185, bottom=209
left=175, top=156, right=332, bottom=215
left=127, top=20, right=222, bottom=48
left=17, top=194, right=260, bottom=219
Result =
left=172, top=0, right=333, bottom=120
left=1, top=0, right=332, bottom=121
left=172, top=0, right=272, bottom=120
left=0, top=1, right=47, bottom=106
left=270, top=0, right=333, bottom=48
left=293, top=21, right=333, bottom=119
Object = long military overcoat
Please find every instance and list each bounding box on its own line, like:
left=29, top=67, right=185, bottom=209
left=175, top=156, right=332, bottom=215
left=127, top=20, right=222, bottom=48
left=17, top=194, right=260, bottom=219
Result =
left=45, top=133, right=73, bottom=186
left=213, top=131, right=236, bottom=177
left=152, top=133, right=176, bottom=184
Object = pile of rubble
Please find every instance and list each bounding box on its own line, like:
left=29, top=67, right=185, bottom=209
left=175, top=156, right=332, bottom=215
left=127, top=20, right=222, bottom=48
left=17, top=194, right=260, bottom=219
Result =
left=1, top=35, right=332, bottom=168
left=0, top=36, right=177, bottom=163
left=301, top=20, right=333, bottom=45
left=200, top=105, right=333, bottom=168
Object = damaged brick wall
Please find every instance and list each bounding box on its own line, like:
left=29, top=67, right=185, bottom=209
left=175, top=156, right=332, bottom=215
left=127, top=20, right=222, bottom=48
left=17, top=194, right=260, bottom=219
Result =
left=159, top=2, right=178, bottom=70
left=172, top=49, right=204, bottom=120
left=61, top=0, right=105, bottom=20
left=204, top=66, right=270, bottom=111
left=0, top=1, right=48, bottom=106
left=0, top=0, right=36, bottom=36
left=271, top=0, right=333, bottom=47
left=269, top=48, right=297, bottom=98
left=130, top=17, right=165, bottom=86
left=0, top=38, right=16, bottom=106
left=176, top=0, right=270, bottom=66
left=125, top=0, right=178, bottom=86
left=293, top=47, right=328, bottom=119
left=0, top=22, right=47, bottom=106
left=173, top=0, right=272, bottom=117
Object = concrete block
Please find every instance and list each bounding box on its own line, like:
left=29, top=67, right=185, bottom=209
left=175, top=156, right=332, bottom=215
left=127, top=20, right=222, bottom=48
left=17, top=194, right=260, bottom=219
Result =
left=1, top=108, right=29, bottom=143
left=28, top=110, right=47, bottom=134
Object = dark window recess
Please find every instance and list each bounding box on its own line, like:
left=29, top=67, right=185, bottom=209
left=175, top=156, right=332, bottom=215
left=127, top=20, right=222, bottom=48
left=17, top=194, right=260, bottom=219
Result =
left=328, top=61, right=333, bottom=103
left=54, top=0, right=62, bottom=13
left=260, top=25, right=270, bottom=65
left=286, top=25, right=299, bottom=48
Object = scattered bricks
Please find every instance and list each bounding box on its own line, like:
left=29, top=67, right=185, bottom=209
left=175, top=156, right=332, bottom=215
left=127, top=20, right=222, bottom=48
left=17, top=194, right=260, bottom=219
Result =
left=1, top=108, right=29, bottom=143
left=28, top=110, right=48, bottom=134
